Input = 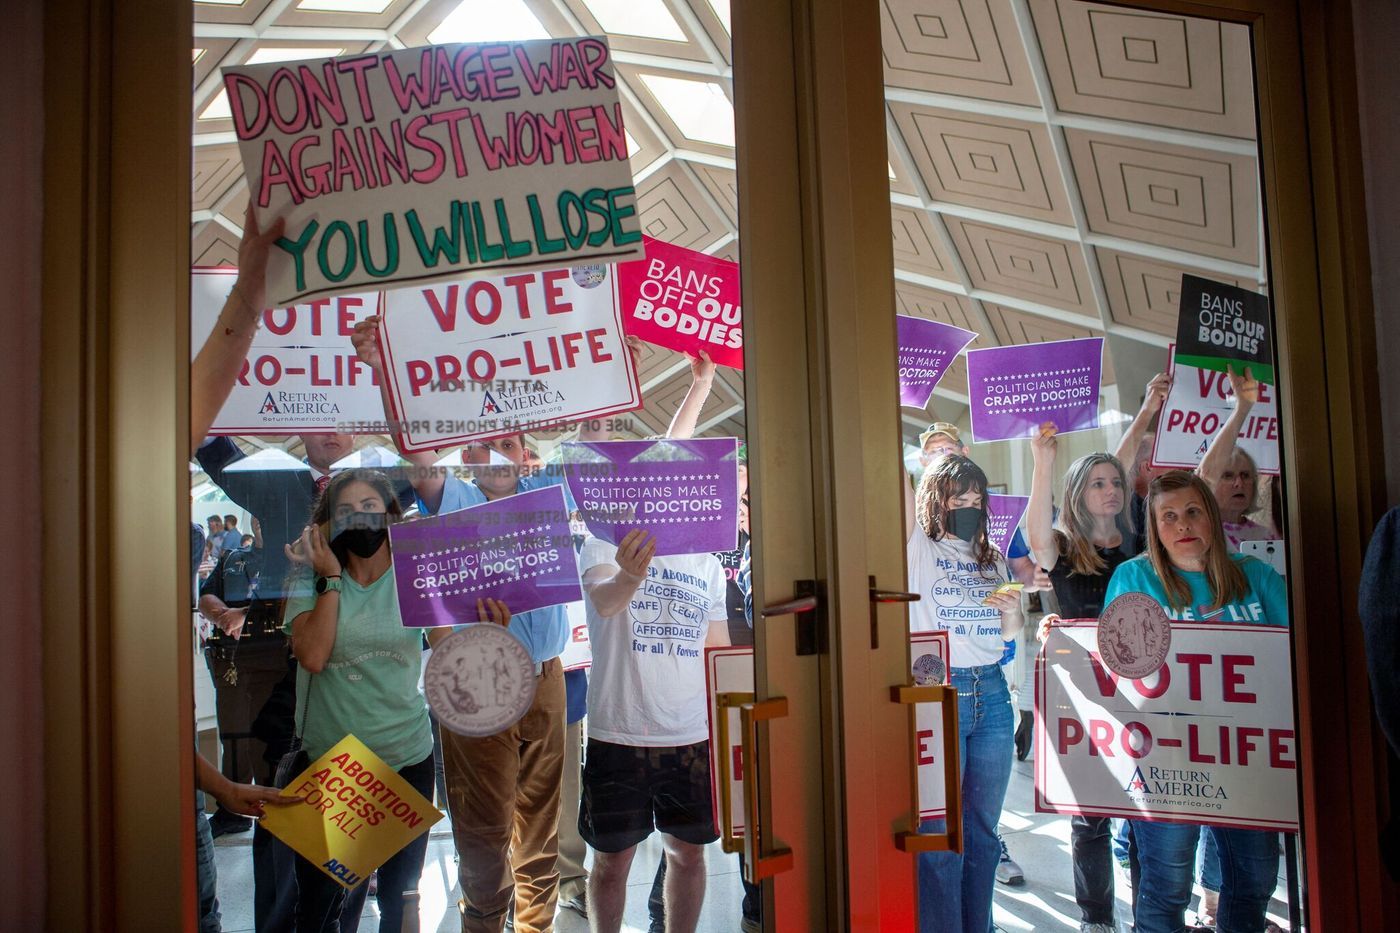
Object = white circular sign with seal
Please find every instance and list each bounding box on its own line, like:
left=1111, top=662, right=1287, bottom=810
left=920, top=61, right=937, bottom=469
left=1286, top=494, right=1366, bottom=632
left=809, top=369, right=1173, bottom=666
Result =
left=425, top=625, right=537, bottom=737
left=1097, top=593, right=1172, bottom=679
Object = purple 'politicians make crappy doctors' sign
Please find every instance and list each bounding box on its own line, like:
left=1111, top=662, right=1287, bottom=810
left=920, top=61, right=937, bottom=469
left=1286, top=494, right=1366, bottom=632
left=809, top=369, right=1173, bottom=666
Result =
left=897, top=315, right=978, bottom=409
left=561, top=438, right=740, bottom=557
left=390, top=485, right=582, bottom=627
left=986, top=495, right=1030, bottom=557
left=966, top=338, right=1104, bottom=442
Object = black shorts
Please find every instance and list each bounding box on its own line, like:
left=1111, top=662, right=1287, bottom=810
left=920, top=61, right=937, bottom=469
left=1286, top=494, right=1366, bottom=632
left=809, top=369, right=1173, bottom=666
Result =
left=578, top=738, right=719, bottom=852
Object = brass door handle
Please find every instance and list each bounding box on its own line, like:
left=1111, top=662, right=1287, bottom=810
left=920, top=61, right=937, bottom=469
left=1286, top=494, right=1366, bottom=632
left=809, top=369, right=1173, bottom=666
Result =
left=890, top=684, right=962, bottom=853
left=761, top=579, right=825, bottom=656
left=714, top=691, right=755, bottom=855
left=740, top=697, right=796, bottom=884
left=869, top=575, right=920, bottom=648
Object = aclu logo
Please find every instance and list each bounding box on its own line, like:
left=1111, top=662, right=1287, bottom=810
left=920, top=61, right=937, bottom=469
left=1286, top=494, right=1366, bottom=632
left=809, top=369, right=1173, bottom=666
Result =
left=322, top=858, right=362, bottom=886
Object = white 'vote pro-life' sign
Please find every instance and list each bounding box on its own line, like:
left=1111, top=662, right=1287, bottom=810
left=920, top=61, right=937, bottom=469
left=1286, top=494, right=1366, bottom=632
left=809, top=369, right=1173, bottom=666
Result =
left=376, top=267, right=641, bottom=452
left=190, top=267, right=386, bottom=433
left=223, top=39, right=644, bottom=305
left=706, top=630, right=951, bottom=839
left=558, top=600, right=592, bottom=672
left=1151, top=345, right=1280, bottom=475
left=1035, top=621, right=1299, bottom=832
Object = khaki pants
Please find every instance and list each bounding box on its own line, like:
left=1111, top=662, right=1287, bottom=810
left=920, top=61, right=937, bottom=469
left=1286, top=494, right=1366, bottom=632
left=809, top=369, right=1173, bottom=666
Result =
left=442, top=657, right=565, bottom=933
left=557, top=716, right=588, bottom=902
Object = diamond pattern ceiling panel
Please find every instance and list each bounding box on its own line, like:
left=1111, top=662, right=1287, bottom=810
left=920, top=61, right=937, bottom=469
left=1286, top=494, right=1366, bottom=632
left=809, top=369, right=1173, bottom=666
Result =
left=1029, top=0, right=1256, bottom=138
left=559, top=0, right=712, bottom=63
left=983, top=303, right=1116, bottom=384
left=891, top=206, right=959, bottom=284
left=193, top=143, right=245, bottom=212
left=889, top=103, right=1073, bottom=224
left=635, top=161, right=729, bottom=252
left=1066, top=128, right=1259, bottom=264
left=692, top=164, right=739, bottom=228
left=1097, top=248, right=1260, bottom=338
left=881, top=0, right=1040, bottom=105
left=944, top=218, right=1097, bottom=316
left=895, top=281, right=984, bottom=336
left=193, top=224, right=240, bottom=268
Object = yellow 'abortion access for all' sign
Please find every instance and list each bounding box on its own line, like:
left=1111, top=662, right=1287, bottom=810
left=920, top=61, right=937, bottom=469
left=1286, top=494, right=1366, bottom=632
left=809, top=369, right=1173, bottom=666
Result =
left=260, top=734, right=443, bottom=889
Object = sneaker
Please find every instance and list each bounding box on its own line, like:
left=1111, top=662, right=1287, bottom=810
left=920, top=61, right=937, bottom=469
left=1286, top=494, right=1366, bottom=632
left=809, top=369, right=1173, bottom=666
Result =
left=206, top=809, right=252, bottom=839
left=560, top=892, right=588, bottom=919
left=1080, top=925, right=1115, bottom=933
left=995, top=835, right=1024, bottom=885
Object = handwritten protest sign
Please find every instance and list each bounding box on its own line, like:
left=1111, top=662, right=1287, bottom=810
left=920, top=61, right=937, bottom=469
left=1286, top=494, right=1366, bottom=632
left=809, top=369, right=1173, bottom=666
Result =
left=562, top=438, right=740, bottom=557
left=986, top=495, right=1030, bottom=557
left=191, top=268, right=384, bottom=433
left=1174, top=275, right=1273, bottom=385
left=618, top=237, right=743, bottom=369
left=390, top=485, right=581, bottom=624
left=966, top=338, right=1103, bottom=442
left=706, top=630, right=950, bottom=838
left=896, top=315, right=977, bottom=409
left=1151, top=346, right=1280, bottom=475
left=261, top=734, right=443, bottom=888
left=377, top=269, right=641, bottom=451
left=1035, top=621, right=1299, bottom=831
left=223, top=39, right=644, bottom=305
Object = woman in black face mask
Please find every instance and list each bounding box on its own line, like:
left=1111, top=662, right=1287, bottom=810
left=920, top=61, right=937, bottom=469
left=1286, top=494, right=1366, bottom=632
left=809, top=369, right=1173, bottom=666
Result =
left=906, top=455, right=1024, bottom=933
left=283, top=468, right=508, bottom=932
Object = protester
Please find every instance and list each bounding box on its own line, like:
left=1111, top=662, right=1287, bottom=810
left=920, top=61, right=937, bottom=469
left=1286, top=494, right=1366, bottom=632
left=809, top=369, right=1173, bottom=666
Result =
left=1112, top=372, right=1174, bottom=551
left=283, top=468, right=459, bottom=932
left=206, top=514, right=227, bottom=563
left=907, top=455, right=1024, bottom=933
left=1104, top=471, right=1288, bottom=933
left=1197, top=365, right=1276, bottom=550
left=1027, top=423, right=1137, bottom=933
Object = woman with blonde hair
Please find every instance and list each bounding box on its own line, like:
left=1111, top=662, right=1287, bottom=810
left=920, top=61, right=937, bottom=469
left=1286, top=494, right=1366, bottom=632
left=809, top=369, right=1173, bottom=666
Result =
left=1197, top=366, right=1277, bottom=550
left=1026, top=423, right=1137, bottom=933
left=1104, top=470, right=1288, bottom=933
left=907, top=455, right=1024, bottom=932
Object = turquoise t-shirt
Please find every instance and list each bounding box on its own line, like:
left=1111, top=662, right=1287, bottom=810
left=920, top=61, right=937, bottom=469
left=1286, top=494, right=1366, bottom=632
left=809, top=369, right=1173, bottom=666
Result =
left=1104, top=553, right=1289, bottom=626
left=283, top=567, right=434, bottom=769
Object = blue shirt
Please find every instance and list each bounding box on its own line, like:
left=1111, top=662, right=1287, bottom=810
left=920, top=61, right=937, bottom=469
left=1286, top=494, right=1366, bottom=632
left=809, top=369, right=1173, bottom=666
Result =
left=417, top=471, right=570, bottom=662
left=1007, top=528, right=1029, bottom=561
left=1105, top=553, right=1289, bottom=627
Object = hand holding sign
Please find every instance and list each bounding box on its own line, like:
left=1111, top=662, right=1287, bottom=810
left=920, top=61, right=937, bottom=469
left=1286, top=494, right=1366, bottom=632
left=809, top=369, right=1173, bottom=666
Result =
left=1030, top=422, right=1058, bottom=465
left=234, top=203, right=286, bottom=318
left=351, top=315, right=384, bottom=373
left=615, top=529, right=657, bottom=579
left=1226, top=364, right=1259, bottom=407
left=477, top=598, right=512, bottom=627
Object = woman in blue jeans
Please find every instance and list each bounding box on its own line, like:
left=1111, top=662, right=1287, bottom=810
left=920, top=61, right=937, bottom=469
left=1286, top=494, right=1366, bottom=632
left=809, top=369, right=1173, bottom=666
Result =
left=1105, top=471, right=1289, bottom=933
left=907, top=456, right=1025, bottom=932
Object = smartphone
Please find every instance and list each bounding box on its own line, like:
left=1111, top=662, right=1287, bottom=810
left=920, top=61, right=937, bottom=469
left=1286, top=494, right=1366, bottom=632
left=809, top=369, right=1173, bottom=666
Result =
left=983, top=582, right=1025, bottom=605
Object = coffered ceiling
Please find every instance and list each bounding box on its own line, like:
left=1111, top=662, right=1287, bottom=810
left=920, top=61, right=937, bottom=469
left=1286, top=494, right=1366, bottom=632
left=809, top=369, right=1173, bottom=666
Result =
left=190, top=0, right=1268, bottom=456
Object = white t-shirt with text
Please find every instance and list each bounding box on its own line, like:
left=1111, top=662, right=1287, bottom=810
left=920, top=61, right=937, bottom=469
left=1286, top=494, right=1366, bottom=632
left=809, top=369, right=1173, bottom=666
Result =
left=907, top=531, right=1012, bottom=668
left=579, top=538, right=728, bottom=747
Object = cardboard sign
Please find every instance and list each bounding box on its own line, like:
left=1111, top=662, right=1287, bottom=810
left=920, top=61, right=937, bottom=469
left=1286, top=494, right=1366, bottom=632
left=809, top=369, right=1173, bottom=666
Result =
left=260, top=734, right=443, bottom=889
left=1151, top=345, right=1280, bottom=475
left=558, top=599, right=592, bottom=671
left=1174, top=275, right=1273, bottom=386
left=390, top=485, right=582, bottom=625
left=190, top=267, right=385, bottom=433
left=896, top=315, right=977, bottom=409
left=377, top=269, right=641, bottom=451
left=618, top=237, right=743, bottom=369
left=966, top=338, right=1103, bottom=442
left=1035, top=621, right=1299, bottom=832
left=223, top=39, right=644, bottom=305
left=706, top=630, right=951, bottom=838
left=986, top=495, right=1029, bottom=558
left=561, top=438, right=740, bottom=556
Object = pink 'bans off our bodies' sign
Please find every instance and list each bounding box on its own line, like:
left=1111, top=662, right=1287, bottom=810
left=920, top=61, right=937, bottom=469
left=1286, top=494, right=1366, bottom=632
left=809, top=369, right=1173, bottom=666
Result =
left=223, top=39, right=644, bottom=305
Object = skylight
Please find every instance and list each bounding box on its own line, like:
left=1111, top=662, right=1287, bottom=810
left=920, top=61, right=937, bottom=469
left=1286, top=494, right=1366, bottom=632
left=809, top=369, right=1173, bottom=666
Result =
left=427, top=0, right=550, bottom=44
left=295, top=0, right=394, bottom=12
left=581, top=0, right=686, bottom=42
left=707, top=0, right=731, bottom=34
left=638, top=74, right=735, bottom=147
left=198, top=46, right=345, bottom=121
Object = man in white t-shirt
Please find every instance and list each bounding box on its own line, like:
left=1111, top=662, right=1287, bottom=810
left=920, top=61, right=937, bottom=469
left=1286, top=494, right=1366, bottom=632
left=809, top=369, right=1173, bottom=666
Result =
left=577, top=528, right=730, bottom=933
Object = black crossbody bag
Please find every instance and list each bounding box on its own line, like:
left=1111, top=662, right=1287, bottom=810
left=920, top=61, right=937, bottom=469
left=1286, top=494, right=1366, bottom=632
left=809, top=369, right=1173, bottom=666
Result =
left=272, top=676, right=314, bottom=788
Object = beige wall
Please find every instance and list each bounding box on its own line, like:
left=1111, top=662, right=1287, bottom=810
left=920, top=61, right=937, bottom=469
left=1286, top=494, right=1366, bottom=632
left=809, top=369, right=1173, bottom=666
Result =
left=1355, top=0, right=1400, bottom=509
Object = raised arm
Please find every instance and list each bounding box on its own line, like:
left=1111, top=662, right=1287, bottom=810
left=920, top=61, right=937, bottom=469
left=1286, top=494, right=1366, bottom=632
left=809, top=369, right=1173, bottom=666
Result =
left=1197, top=365, right=1259, bottom=487
left=582, top=530, right=656, bottom=618
left=1113, top=371, right=1171, bottom=480
left=190, top=205, right=284, bottom=453
left=285, top=524, right=342, bottom=673
left=666, top=349, right=717, bottom=439
left=1027, top=422, right=1060, bottom=571
left=350, top=314, right=446, bottom=509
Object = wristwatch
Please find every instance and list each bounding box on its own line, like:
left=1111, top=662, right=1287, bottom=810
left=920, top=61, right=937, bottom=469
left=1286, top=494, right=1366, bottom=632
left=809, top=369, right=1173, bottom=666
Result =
left=315, top=574, right=343, bottom=595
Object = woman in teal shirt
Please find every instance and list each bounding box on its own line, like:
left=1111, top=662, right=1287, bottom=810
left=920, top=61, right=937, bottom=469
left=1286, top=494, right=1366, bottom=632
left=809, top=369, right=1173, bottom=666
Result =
left=284, top=468, right=508, bottom=933
left=1103, top=470, right=1288, bottom=933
